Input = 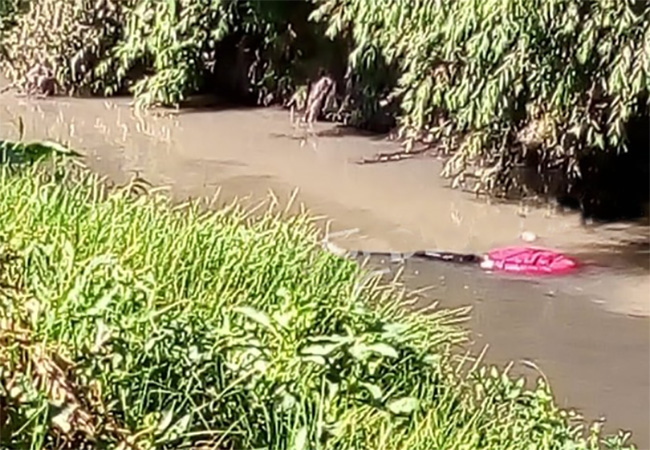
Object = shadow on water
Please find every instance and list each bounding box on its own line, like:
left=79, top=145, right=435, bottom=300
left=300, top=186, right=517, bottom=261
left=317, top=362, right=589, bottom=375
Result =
left=573, top=236, right=650, bottom=272
left=174, top=95, right=263, bottom=114
left=271, top=123, right=392, bottom=142
left=520, top=106, right=650, bottom=223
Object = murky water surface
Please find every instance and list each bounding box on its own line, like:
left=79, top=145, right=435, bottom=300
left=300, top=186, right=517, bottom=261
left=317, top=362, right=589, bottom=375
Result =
left=1, top=91, right=648, bottom=447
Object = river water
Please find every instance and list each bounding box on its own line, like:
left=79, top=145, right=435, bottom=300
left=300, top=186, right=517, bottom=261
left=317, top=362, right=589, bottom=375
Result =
left=1, top=92, right=648, bottom=447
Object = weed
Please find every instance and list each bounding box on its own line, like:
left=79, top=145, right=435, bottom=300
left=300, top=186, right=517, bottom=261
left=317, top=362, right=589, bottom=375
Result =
left=0, top=141, right=637, bottom=450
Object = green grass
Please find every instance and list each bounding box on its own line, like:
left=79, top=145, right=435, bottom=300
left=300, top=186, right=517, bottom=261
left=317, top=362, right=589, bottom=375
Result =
left=0, top=140, right=636, bottom=450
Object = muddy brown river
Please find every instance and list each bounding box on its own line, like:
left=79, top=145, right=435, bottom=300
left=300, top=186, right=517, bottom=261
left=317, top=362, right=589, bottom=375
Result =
left=1, top=92, right=649, bottom=448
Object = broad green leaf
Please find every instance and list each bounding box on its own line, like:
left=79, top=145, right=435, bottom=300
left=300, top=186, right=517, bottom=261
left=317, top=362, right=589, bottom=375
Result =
left=301, top=343, right=340, bottom=356
left=366, top=343, right=399, bottom=358
left=361, top=382, right=383, bottom=400
left=292, top=426, right=308, bottom=450
left=386, top=396, right=419, bottom=415
left=234, top=306, right=273, bottom=329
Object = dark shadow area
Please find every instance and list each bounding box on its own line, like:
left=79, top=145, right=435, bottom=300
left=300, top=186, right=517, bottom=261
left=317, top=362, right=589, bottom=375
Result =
left=330, top=49, right=400, bottom=135
left=269, top=123, right=390, bottom=141
left=167, top=95, right=263, bottom=116
left=177, top=94, right=261, bottom=111
left=313, top=124, right=389, bottom=139
left=504, top=107, right=650, bottom=223
left=559, top=111, right=650, bottom=222
left=572, top=238, right=650, bottom=272
left=204, top=1, right=348, bottom=108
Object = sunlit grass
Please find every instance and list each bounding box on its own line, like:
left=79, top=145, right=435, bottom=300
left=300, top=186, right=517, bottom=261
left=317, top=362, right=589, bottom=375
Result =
left=0, top=140, right=636, bottom=450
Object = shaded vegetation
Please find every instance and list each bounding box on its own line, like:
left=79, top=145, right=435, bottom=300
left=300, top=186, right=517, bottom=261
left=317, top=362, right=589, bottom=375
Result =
left=0, top=0, right=648, bottom=217
left=314, top=0, right=649, bottom=217
left=0, top=139, right=639, bottom=449
left=0, top=0, right=126, bottom=95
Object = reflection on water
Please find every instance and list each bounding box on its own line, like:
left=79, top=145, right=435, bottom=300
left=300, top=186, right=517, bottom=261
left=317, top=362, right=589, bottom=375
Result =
left=1, top=91, right=649, bottom=448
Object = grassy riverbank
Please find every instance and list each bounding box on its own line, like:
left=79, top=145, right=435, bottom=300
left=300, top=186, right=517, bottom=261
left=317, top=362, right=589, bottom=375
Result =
left=0, top=141, right=636, bottom=450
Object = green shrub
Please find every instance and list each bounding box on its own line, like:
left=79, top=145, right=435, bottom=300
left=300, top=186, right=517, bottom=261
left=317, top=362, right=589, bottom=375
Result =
left=0, top=0, right=127, bottom=95
left=0, top=0, right=25, bottom=61
left=0, top=0, right=340, bottom=109
left=2, top=0, right=647, bottom=198
left=312, top=0, right=649, bottom=194
left=0, top=141, right=638, bottom=450
left=0, top=0, right=23, bottom=33
left=96, top=0, right=333, bottom=108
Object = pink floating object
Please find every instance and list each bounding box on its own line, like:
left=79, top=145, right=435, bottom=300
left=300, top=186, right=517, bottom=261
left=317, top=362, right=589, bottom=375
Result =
left=482, top=246, right=579, bottom=275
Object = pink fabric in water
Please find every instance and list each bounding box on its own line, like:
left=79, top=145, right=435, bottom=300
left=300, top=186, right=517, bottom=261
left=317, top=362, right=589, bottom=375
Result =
left=484, top=246, right=578, bottom=275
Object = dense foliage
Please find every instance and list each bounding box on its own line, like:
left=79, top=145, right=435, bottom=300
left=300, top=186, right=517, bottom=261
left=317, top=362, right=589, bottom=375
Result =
left=0, top=0, right=325, bottom=103
left=0, top=0, right=126, bottom=95
left=0, top=0, right=648, bottom=202
left=312, top=0, right=649, bottom=196
left=0, top=140, right=638, bottom=449
left=96, top=0, right=268, bottom=106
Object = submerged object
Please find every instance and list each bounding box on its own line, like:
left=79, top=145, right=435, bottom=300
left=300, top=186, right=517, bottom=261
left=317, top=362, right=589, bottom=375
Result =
left=481, top=246, right=578, bottom=275
left=321, top=236, right=579, bottom=276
